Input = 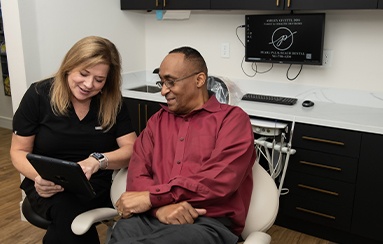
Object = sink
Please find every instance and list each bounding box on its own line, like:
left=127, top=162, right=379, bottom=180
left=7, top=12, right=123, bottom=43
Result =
left=127, top=85, right=161, bottom=93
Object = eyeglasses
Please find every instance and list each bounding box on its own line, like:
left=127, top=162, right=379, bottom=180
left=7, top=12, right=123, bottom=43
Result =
left=156, top=71, right=202, bottom=89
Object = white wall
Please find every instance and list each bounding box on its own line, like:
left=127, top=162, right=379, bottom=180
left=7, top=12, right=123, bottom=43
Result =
left=1, top=0, right=146, bottom=115
left=144, top=10, right=383, bottom=92
left=2, top=2, right=383, bottom=122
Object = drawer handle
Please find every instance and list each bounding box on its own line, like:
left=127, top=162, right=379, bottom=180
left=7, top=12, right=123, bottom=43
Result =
left=276, top=0, right=280, bottom=6
left=296, top=207, right=336, bottom=220
left=287, top=0, right=291, bottom=8
left=302, top=136, right=345, bottom=146
left=300, top=160, right=342, bottom=172
left=298, top=184, right=339, bottom=196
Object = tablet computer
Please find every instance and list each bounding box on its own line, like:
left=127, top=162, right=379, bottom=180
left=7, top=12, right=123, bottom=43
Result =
left=26, top=153, right=96, bottom=199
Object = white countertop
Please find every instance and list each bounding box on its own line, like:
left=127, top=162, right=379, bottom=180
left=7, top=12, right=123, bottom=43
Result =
left=121, top=71, right=383, bottom=135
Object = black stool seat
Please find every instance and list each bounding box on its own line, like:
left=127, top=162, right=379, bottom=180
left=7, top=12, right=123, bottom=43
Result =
left=22, top=197, right=51, bottom=229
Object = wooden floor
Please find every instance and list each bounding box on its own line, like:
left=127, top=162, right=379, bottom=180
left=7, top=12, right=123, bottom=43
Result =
left=0, top=127, right=333, bottom=244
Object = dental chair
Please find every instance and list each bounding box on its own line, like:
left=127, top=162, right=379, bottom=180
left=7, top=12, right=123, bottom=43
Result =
left=71, top=161, right=279, bottom=244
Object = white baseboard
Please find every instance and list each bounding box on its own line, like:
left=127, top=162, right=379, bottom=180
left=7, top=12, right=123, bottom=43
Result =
left=0, top=116, right=12, bottom=130
left=0, top=116, right=12, bottom=129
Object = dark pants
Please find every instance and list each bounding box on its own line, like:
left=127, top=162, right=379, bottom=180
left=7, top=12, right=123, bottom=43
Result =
left=109, top=214, right=239, bottom=244
left=23, top=178, right=112, bottom=244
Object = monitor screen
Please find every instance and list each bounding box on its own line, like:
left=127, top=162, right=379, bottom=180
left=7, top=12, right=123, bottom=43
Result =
left=245, top=13, right=325, bottom=65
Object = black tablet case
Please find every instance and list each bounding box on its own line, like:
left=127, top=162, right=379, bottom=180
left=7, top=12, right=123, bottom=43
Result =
left=27, top=153, right=96, bottom=199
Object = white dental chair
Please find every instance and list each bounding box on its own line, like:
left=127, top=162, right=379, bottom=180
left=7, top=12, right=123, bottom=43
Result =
left=71, top=161, right=279, bottom=244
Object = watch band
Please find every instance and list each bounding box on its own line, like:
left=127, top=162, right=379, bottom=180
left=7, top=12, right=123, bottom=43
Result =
left=90, top=152, right=109, bottom=170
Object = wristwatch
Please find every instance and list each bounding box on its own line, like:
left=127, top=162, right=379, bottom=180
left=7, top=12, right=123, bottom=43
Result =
left=90, top=152, right=108, bottom=170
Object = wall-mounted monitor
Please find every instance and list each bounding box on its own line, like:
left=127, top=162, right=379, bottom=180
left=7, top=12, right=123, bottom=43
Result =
left=245, top=13, right=325, bottom=65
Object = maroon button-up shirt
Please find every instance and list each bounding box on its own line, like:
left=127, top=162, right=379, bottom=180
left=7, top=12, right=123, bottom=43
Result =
left=127, top=95, right=256, bottom=235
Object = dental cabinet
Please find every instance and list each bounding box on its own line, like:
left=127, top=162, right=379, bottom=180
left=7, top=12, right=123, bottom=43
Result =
left=121, top=0, right=380, bottom=11
left=277, top=123, right=383, bottom=244
left=123, top=97, right=163, bottom=135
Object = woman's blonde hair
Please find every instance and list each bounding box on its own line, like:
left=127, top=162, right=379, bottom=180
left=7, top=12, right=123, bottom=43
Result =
left=50, top=36, right=122, bottom=131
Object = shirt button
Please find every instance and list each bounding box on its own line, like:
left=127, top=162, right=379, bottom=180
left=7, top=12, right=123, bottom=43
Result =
left=180, top=137, right=184, bottom=141
left=155, top=188, right=160, bottom=192
left=157, top=196, right=162, bottom=200
left=184, top=118, right=189, bottom=122
left=176, top=160, right=181, bottom=164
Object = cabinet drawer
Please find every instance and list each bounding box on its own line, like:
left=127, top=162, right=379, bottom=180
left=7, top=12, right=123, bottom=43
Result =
left=293, top=123, right=361, bottom=157
left=284, top=171, right=355, bottom=206
left=290, top=148, right=358, bottom=183
left=281, top=193, right=352, bottom=231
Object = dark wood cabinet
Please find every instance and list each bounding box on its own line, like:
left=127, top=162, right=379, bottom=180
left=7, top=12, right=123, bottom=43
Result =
left=351, top=133, right=383, bottom=242
left=124, top=97, right=163, bottom=135
left=121, top=0, right=379, bottom=10
left=120, top=0, right=210, bottom=10
left=210, top=0, right=284, bottom=10
left=211, top=0, right=378, bottom=10
left=379, top=0, right=383, bottom=8
left=287, top=0, right=378, bottom=10
left=277, top=123, right=383, bottom=243
left=280, top=123, right=361, bottom=231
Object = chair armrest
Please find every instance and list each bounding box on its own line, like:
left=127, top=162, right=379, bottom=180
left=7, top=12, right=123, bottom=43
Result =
left=243, top=231, right=271, bottom=244
left=71, top=207, right=118, bottom=235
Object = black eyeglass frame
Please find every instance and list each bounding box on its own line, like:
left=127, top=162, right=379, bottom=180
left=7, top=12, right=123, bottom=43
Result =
left=156, top=71, right=203, bottom=89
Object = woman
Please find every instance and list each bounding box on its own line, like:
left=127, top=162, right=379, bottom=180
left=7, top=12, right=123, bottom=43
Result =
left=10, top=36, right=137, bottom=243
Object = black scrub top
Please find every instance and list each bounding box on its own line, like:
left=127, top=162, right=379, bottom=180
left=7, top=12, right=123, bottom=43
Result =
left=13, top=78, right=134, bottom=192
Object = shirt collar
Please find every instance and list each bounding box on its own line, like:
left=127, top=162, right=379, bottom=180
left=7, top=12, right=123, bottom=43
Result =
left=160, top=93, right=223, bottom=116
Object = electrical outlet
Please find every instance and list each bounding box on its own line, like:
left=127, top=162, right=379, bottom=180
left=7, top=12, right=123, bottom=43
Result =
left=322, top=50, right=333, bottom=67
left=221, top=43, right=230, bottom=58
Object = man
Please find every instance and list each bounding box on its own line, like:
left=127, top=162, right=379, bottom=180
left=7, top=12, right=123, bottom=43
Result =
left=110, top=47, right=256, bottom=244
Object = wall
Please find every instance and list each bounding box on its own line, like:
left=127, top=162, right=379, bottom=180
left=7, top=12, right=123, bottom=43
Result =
left=3, top=3, right=383, bottom=121
left=144, top=10, right=383, bottom=93
left=1, top=0, right=146, bottom=115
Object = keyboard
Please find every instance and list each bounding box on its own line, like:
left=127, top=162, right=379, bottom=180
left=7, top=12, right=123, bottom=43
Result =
left=242, top=93, right=298, bottom=106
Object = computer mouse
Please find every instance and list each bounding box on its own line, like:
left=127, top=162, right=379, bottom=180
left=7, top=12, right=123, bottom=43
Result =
left=302, top=100, right=315, bottom=107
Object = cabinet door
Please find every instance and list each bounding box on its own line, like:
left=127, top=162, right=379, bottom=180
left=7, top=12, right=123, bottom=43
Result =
left=121, top=0, right=210, bottom=10
left=379, top=0, right=383, bottom=8
left=161, top=0, right=210, bottom=10
left=351, top=133, right=383, bottom=242
left=124, top=98, right=141, bottom=135
left=210, top=0, right=284, bottom=10
left=121, top=0, right=159, bottom=10
left=141, top=100, right=163, bottom=132
left=124, top=98, right=162, bottom=135
left=287, top=0, right=378, bottom=10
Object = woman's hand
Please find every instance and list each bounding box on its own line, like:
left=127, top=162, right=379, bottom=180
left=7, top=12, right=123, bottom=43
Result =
left=34, top=175, right=64, bottom=198
left=78, top=157, right=100, bottom=179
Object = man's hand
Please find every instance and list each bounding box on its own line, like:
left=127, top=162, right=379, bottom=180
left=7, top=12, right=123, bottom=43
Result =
left=156, top=201, right=206, bottom=225
left=115, top=191, right=152, bottom=218
left=34, top=175, right=64, bottom=198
